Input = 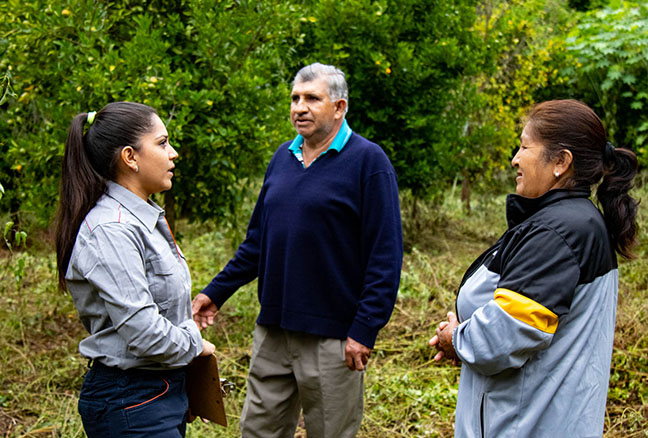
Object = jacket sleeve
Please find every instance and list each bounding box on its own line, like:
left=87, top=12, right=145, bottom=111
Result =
left=81, top=223, right=203, bottom=367
left=200, top=185, right=265, bottom=309
left=453, top=225, right=580, bottom=376
left=347, top=169, right=404, bottom=348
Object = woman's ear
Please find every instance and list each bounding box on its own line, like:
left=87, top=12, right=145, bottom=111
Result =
left=554, top=149, right=573, bottom=176
left=120, top=146, right=139, bottom=173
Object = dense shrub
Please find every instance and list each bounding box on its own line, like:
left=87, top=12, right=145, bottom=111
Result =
left=0, top=0, right=643, bottom=231
left=0, top=0, right=299, bottom=228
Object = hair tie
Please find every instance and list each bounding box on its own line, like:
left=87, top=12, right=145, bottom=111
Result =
left=604, top=141, right=616, bottom=163
left=87, top=111, right=97, bottom=125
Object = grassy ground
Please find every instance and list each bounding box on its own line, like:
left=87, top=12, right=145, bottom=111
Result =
left=0, top=187, right=647, bottom=437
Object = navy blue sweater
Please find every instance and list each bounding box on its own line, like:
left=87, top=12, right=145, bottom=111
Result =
left=202, top=133, right=403, bottom=348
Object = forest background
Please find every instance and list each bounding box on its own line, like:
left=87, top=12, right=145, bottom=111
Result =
left=1, top=0, right=647, bottom=436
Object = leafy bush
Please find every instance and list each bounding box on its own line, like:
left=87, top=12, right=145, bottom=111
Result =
left=0, top=0, right=643, bottom=231
left=293, top=0, right=486, bottom=199
left=0, top=0, right=299, bottom=228
left=564, top=1, right=648, bottom=164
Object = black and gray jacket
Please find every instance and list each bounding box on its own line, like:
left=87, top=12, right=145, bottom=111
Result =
left=453, top=188, right=618, bottom=438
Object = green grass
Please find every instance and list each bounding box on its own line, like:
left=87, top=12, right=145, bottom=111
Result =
left=1, top=186, right=647, bottom=437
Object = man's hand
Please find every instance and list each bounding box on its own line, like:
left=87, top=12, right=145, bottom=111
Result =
left=192, top=293, right=218, bottom=330
left=429, top=312, right=460, bottom=365
left=345, top=337, right=372, bottom=371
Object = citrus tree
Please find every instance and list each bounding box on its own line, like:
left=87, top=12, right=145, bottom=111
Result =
left=0, top=0, right=300, bottom=229
left=292, top=0, right=575, bottom=209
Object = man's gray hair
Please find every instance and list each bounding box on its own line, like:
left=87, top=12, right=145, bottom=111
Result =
left=294, top=63, right=349, bottom=112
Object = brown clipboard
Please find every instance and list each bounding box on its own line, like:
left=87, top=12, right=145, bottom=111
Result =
left=186, top=354, right=227, bottom=426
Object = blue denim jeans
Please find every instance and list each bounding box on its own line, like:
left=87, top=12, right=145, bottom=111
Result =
left=78, top=361, right=188, bottom=438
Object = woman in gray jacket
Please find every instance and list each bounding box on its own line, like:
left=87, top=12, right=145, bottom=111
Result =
left=56, top=102, right=215, bottom=437
left=430, top=100, right=638, bottom=437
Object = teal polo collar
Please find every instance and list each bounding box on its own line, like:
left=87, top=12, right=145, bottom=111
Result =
left=288, top=119, right=353, bottom=166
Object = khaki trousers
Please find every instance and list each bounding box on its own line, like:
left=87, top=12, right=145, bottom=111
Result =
left=240, top=324, right=364, bottom=438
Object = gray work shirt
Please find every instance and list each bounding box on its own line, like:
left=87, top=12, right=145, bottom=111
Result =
left=66, top=181, right=202, bottom=370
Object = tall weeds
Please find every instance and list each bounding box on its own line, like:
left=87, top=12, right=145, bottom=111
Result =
left=0, top=185, right=646, bottom=437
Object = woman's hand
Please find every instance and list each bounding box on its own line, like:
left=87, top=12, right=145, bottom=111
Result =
left=200, top=339, right=215, bottom=356
left=429, top=321, right=448, bottom=359
left=187, top=408, right=210, bottom=424
left=429, top=312, right=460, bottom=365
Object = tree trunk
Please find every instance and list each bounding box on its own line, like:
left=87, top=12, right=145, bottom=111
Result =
left=461, top=169, right=471, bottom=214
left=411, top=196, right=420, bottom=231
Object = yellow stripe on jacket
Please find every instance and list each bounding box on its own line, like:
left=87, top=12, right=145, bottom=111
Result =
left=494, top=288, right=559, bottom=334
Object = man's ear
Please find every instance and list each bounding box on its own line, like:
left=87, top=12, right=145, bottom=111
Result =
left=120, top=146, right=139, bottom=172
left=334, top=99, right=347, bottom=119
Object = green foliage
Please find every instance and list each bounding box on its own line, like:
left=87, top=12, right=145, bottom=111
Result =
left=0, top=69, right=16, bottom=105
left=469, top=0, right=576, bottom=180
left=564, top=1, right=648, bottom=164
left=293, top=0, right=487, bottom=199
left=0, top=69, right=21, bottom=254
left=568, top=0, right=610, bottom=12
left=1, top=180, right=28, bottom=289
left=0, top=0, right=645, bottom=229
left=0, top=0, right=299, bottom=228
left=292, top=0, right=576, bottom=201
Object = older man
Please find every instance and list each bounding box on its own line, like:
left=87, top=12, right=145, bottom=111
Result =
left=192, top=63, right=403, bottom=438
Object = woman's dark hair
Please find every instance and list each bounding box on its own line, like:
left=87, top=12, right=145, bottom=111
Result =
left=56, top=102, right=157, bottom=291
left=526, top=99, right=639, bottom=258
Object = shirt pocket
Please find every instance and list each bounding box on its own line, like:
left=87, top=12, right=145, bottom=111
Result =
left=145, top=252, right=180, bottom=312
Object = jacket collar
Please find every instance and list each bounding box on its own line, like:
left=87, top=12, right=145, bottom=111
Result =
left=105, top=180, right=163, bottom=233
left=506, top=187, right=591, bottom=229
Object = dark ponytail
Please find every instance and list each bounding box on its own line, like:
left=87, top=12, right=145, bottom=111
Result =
left=597, top=146, right=639, bottom=258
left=526, top=99, right=639, bottom=259
left=56, top=102, right=157, bottom=291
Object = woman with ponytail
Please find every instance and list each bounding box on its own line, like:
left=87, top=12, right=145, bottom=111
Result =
left=56, top=102, right=215, bottom=437
left=429, top=99, right=638, bottom=437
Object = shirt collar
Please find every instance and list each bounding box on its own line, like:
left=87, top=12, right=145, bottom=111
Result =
left=105, top=181, right=164, bottom=233
left=288, top=119, right=353, bottom=154
left=505, top=187, right=591, bottom=229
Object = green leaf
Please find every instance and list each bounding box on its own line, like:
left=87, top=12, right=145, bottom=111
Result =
left=607, top=69, right=623, bottom=80
left=3, top=221, right=14, bottom=240
left=601, top=79, right=615, bottom=91
left=14, top=231, right=27, bottom=247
